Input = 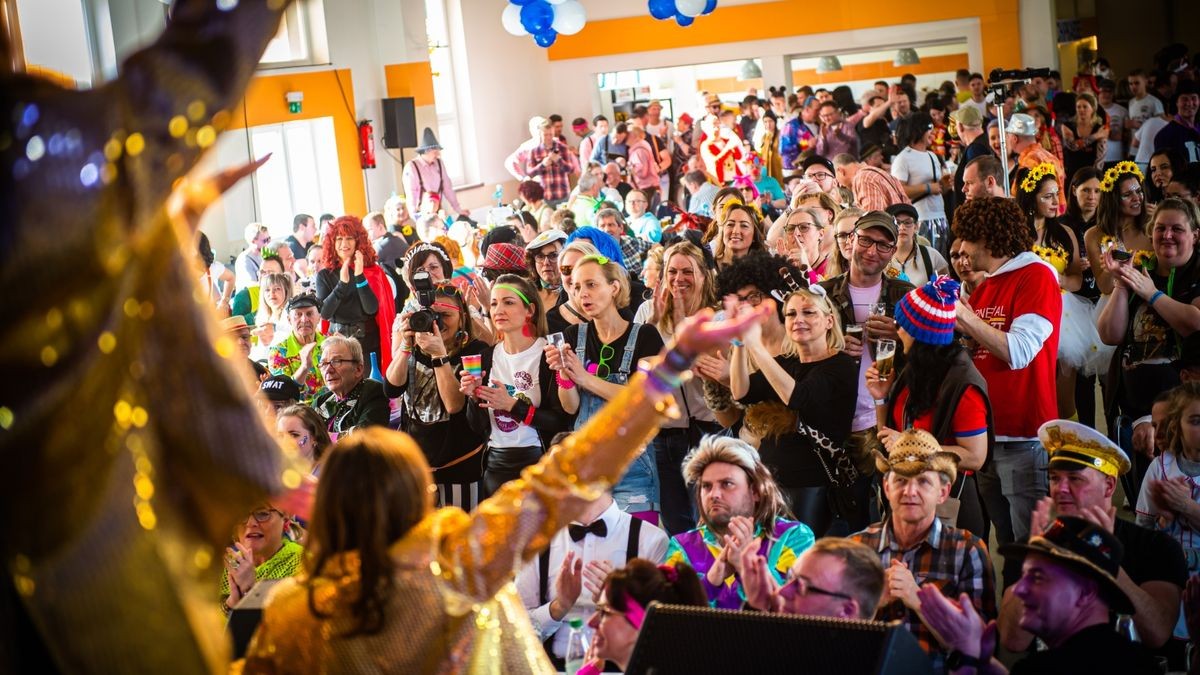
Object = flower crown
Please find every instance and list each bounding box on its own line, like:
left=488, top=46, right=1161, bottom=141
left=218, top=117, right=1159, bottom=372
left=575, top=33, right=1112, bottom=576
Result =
left=1100, top=161, right=1144, bottom=193
left=1020, top=163, right=1057, bottom=194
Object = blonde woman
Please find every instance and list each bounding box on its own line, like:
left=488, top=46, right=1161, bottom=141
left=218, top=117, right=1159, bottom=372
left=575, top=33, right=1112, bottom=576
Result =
left=251, top=272, right=293, bottom=361
left=545, top=254, right=665, bottom=521
left=730, top=283, right=860, bottom=536
left=713, top=203, right=766, bottom=270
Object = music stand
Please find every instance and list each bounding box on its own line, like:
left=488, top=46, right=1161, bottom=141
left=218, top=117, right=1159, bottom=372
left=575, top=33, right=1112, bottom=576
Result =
left=625, top=603, right=932, bottom=675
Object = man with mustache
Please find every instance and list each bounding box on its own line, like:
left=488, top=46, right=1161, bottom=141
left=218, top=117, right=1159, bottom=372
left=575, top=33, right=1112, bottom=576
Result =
left=664, top=436, right=814, bottom=609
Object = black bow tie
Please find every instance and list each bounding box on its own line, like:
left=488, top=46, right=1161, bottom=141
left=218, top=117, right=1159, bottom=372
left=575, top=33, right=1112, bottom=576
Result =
left=568, top=520, right=608, bottom=542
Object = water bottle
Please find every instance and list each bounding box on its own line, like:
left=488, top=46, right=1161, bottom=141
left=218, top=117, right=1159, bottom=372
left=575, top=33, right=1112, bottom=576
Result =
left=493, top=183, right=504, bottom=207
left=564, top=617, right=589, bottom=674
left=368, top=351, right=383, bottom=383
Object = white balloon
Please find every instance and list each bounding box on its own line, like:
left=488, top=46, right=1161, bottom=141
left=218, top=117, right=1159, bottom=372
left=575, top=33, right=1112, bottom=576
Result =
left=501, top=3, right=527, bottom=36
left=547, top=0, right=569, bottom=4
left=676, top=0, right=707, bottom=17
left=551, top=0, right=586, bottom=35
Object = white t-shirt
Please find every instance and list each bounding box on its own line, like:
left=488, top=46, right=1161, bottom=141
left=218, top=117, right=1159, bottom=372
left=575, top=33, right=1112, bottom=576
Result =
left=487, top=338, right=547, bottom=448
left=1134, top=116, right=1171, bottom=165
left=886, top=245, right=948, bottom=288
left=1128, top=94, right=1165, bottom=126
left=1103, top=103, right=1128, bottom=162
left=201, top=261, right=227, bottom=298
left=847, top=281, right=883, bottom=432
left=891, top=147, right=946, bottom=222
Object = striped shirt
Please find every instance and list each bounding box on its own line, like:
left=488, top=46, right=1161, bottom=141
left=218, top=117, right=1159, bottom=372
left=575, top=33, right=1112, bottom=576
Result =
left=851, top=517, right=996, bottom=673
left=852, top=165, right=912, bottom=212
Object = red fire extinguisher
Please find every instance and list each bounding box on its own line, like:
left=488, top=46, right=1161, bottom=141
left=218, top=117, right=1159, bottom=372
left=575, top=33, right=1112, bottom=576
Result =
left=358, top=120, right=376, bottom=169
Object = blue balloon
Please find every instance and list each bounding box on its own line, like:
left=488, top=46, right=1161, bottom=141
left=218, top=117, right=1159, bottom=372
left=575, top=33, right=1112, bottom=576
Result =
left=675, top=12, right=694, bottom=26
left=534, top=30, right=557, bottom=48
left=702, top=0, right=717, bottom=14
left=648, top=0, right=676, bottom=20
left=520, top=1, right=555, bottom=34
left=510, top=0, right=535, bottom=4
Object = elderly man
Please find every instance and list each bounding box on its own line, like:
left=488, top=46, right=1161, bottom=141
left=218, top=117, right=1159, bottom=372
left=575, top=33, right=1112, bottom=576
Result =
left=265, top=240, right=297, bottom=283
left=403, top=128, right=464, bottom=217
left=994, top=420, right=1186, bottom=654
left=1007, top=113, right=1064, bottom=196
left=235, top=222, right=271, bottom=291
left=833, top=153, right=910, bottom=211
left=597, top=208, right=650, bottom=277
left=311, top=335, right=389, bottom=434
left=505, top=116, right=580, bottom=206
left=222, top=315, right=269, bottom=385
left=666, top=435, right=815, bottom=609
left=600, top=161, right=630, bottom=205
left=268, top=293, right=326, bottom=403
left=961, top=156, right=1007, bottom=200
left=740, top=537, right=884, bottom=620
left=570, top=172, right=604, bottom=229
left=820, top=211, right=913, bottom=485
left=921, top=516, right=1160, bottom=674
left=850, top=429, right=996, bottom=672
left=954, top=198, right=1060, bottom=567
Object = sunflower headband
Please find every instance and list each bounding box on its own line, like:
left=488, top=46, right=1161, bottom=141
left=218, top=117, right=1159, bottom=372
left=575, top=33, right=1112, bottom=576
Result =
left=1020, top=163, right=1058, bottom=194
left=719, top=196, right=762, bottom=221
left=1100, top=161, right=1144, bottom=193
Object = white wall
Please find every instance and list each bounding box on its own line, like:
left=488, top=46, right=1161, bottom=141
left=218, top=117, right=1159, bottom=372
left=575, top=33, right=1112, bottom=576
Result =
left=16, top=0, right=96, bottom=85
left=1019, top=0, right=1058, bottom=69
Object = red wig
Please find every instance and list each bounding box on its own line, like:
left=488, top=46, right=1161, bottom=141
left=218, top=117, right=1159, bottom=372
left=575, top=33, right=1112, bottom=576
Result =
left=320, top=215, right=378, bottom=271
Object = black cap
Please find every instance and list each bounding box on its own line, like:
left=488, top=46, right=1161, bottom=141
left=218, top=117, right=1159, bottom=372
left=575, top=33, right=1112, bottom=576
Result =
left=287, top=293, right=322, bottom=312
left=259, top=375, right=301, bottom=402
left=885, top=203, right=919, bottom=223
left=800, top=154, right=835, bottom=175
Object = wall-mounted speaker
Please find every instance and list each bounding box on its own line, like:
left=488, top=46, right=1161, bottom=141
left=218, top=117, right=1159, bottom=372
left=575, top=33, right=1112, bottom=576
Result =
left=380, top=97, right=417, bottom=149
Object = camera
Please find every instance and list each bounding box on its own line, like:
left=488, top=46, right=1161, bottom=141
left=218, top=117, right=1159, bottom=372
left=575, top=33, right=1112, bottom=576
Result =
left=408, top=271, right=441, bottom=334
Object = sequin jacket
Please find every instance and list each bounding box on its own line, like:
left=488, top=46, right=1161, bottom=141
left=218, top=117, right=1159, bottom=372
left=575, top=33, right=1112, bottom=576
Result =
left=242, top=372, right=674, bottom=674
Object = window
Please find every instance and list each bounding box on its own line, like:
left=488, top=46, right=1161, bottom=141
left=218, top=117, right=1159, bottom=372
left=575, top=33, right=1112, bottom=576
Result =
left=424, top=0, right=465, bottom=184
left=248, top=117, right=344, bottom=238
left=259, top=0, right=330, bottom=69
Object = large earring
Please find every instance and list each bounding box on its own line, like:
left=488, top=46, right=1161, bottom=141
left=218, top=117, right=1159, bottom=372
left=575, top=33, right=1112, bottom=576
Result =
left=522, top=316, right=534, bottom=338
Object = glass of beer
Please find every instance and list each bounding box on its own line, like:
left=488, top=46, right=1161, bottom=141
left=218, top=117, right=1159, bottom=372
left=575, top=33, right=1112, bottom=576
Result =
left=875, top=339, right=897, bottom=382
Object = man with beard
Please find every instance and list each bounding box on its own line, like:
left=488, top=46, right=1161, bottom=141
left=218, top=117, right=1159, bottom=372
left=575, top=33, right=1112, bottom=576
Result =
left=665, top=435, right=815, bottom=609
left=268, top=293, right=327, bottom=403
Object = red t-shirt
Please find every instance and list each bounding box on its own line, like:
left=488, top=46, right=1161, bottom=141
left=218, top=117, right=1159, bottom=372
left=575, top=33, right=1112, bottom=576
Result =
left=891, top=386, right=989, bottom=443
left=967, top=259, right=1060, bottom=438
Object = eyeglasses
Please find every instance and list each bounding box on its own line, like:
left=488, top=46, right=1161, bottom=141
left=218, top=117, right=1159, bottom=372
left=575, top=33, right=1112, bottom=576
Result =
left=895, top=218, right=917, bottom=227
left=783, top=222, right=818, bottom=235
left=534, top=251, right=559, bottom=263
left=1119, top=187, right=1143, bottom=201
left=318, top=358, right=359, bottom=370
left=246, top=508, right=283, bottom=524
left=735, top=290, right=766, bottom=306
left=593, top=602, right=637, bottom=628
left=805, top=171, right=834, bottom=182
left=855, top=236, right=897, bottom=254
left=779, top=573, right=854, bottom=601
left=834, top=231, right=856, bottom=242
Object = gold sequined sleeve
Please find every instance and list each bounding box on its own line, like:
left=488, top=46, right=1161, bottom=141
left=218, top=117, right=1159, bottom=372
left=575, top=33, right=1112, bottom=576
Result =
left=436, top=371, right=676, bottom=602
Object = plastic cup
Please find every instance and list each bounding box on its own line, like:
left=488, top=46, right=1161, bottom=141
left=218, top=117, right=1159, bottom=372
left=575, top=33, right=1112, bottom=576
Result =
left=461, top=354, right=482, bottom=378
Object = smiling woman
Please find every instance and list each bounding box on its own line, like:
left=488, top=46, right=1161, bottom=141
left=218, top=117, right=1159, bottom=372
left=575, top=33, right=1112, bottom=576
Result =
left=220, top=505, right=304, bottom=614
left=715, top=203, right=766, bottom=269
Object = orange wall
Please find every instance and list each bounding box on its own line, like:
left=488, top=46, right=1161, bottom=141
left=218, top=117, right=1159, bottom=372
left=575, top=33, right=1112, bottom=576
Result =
left=695, top=54, right=971, bottom=94
left=228, top=69, right=367, bottom=215
left=548, top=0, right=1021, bottom=73
left=384, top=62, right=436, bottom=106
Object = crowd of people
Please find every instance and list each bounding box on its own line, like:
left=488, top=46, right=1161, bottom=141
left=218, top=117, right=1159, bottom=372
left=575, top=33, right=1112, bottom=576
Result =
left=197, top=46, right=1200, bottom=675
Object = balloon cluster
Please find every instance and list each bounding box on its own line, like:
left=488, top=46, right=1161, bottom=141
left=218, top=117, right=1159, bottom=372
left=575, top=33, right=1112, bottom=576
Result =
left=501, top=0, right=586, bottom=48
left=648, top=0, right=717, bottom=26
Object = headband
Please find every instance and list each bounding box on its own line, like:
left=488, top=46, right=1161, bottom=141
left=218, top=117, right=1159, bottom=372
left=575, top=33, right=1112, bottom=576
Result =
left=404, top=242, right=451, bottom=264
left=492, top=284, right=531, bottom=305
left=1020, top=162, right=1057, bottom=194
left=578, top=254, right=611, bottom=267
left=622, top=594, right=646, bottom=630
left=1100, top=161, right=1144, bottom=193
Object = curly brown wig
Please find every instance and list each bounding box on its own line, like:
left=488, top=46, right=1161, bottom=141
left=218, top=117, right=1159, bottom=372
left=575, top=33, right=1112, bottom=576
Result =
left=952, top=197, right=1033, bottom=259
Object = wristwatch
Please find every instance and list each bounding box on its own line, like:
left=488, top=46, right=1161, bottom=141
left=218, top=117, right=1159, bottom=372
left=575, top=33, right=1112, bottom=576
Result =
left=946, top=650, right=985, bottom=670
left=429, top=356, right=451, bottom=368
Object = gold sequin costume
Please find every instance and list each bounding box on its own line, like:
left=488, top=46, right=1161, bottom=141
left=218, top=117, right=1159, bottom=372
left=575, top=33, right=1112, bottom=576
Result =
left=0, top=2, right=294, bottom=673
left=242, top=376, right=674, bottom=675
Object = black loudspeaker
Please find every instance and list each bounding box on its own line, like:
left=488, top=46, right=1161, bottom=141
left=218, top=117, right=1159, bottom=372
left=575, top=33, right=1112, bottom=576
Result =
left=381, top=97, right=417, bottom=149
left=626, top=603, right=933, bottom=675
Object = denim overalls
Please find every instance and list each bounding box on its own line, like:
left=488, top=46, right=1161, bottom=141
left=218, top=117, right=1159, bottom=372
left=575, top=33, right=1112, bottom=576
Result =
left=573, top=322, right=660, bottom=513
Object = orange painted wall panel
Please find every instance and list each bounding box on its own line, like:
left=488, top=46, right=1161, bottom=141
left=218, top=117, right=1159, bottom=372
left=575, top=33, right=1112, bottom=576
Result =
left=547, top=0, right=1020, bottom=73
left=228, top=68, right=366, bottom=215
left=384, top=62, right=436, bottom=106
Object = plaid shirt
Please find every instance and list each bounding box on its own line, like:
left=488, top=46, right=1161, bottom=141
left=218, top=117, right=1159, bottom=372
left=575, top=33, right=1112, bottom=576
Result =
left=505, top=138, right=579, bottom=201
left=852, top=165, right=912, bottom=212
left=850, top=517, right=996, bottom=673
left=619, top=235, right=652, bottom=276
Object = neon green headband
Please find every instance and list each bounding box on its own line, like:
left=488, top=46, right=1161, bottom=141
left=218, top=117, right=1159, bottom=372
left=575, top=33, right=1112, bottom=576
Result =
left=493, top=284, right=531, bottom=305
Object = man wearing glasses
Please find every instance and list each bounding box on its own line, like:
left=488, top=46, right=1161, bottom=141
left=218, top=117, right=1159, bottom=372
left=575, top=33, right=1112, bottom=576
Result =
left=849, top=429, right=996, bottom=672
left=311, top=335, right=390, bottom=435
left=800, top=155, right=842, bottom=201
left=740, top=537, right=884, bottom=620
left=819, top=211, right=913, bottom=484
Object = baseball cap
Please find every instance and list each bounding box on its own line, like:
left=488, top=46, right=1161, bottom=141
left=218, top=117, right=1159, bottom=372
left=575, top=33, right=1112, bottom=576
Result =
left=526, top=229, right=568, bottom=252
left=951, top=106, right=983, bottom=127
left=800, top=154, right=835, bottom=175
left=259, top=375, right=301, bottom=402
left=854, top=210, right=899, bottom=242
left=885, top=203, right=919, bottom=223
